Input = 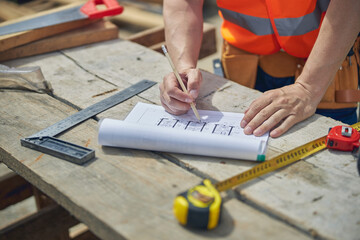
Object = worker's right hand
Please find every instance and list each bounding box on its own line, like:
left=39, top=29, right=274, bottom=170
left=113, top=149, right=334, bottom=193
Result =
left=159, top=68, right=203, bottom=115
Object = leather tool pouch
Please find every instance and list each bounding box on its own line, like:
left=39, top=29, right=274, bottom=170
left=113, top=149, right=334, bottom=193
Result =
left=221, top=38, right=360, bottom=109
left=221, top=40, right=258, bottom=88
left=317, top=37, right=360, bottom=109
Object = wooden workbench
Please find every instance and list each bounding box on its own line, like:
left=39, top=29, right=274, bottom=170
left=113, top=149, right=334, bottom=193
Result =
left=0, top=39, right=359, bottom=240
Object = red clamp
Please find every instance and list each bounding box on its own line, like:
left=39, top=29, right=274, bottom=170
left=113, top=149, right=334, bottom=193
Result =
left=326, top=125, right=360, bottom=151
left=81, top=0, right=124, bottom=19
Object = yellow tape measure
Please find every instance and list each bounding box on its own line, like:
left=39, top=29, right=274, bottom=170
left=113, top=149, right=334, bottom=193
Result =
left=173, top=122, right=360, bottom=230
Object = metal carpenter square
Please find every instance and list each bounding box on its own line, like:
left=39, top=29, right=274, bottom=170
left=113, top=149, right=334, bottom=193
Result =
left=21, top=137, right=94, bottom=165
left=21, top=79, right=156, bottom=165
left=29, top=79, right=156, bottom=138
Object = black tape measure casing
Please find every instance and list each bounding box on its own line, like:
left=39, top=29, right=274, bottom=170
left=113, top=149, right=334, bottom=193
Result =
left=173, top=179, right=222, bottom=230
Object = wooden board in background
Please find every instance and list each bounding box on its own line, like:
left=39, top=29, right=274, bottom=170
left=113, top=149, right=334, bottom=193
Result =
left=111, top=2, right=163, bottom=30
left=0, top=2, right=96, bottom=52
left=0, top=19, right=97, bottom=52
left=0, top=20, right=118, bottom=62
left=0, top=1, right=35, bottom=21
left=126, top=23, right=217, bottom=60
left=0, top=170, right=33, bottom=210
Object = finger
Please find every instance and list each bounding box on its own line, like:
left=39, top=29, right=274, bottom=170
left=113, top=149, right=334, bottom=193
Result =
left=243, top=101, right=278, bottom=135
left=160, top=80, right=188, bottom=115
left=162, top=73, right=193, bottom=103
left=160, top=92, right=190, bottom=115
left=160, top=100, right=175, bottom=114
left=270, top=115, right=298, bottom=138
left=161, top=99, right=186, bottom=116
left=167, top=85, right=193, bottom=103
left=241, top=97, right=272, bottom=129
left=186, top=69, right=202, bottom=99
left=240, top=108, right=250, bottom=128
left=252, top=109, right=289, bottom=136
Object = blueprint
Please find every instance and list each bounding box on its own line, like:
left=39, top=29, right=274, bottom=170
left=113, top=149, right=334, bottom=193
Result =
left=98, top=102, right=268, bottom=161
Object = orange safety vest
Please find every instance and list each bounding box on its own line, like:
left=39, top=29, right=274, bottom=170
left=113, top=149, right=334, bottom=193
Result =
left=217, top=0, right=329, bottom=58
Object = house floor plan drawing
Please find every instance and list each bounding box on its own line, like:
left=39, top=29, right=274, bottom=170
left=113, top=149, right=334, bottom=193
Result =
left=98, top=102, right=269, bottom=161
left=125, top=102, right=266, bottom=140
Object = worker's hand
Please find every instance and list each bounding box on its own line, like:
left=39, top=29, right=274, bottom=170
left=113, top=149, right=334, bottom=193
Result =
left=241, top=82, right=320, bottom=138
left=160, top=68, right=202, bottom=115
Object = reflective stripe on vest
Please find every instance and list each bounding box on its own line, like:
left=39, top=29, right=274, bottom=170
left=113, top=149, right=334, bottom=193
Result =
left=219, top=7, right=273, bottom=36
left=218, top=0, right=330, bottom=57
left=219, top=0, right=329, bottom=37
left=275, top=0, right=329, bottom=36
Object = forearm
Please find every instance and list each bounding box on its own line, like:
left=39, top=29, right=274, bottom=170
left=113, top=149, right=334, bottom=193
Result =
left=297, top=0, right=360, bottom=101
left=163, top=0, right=204, bottom=71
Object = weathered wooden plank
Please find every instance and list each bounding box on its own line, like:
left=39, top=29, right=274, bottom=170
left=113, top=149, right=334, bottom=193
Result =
left=4, top=40, right=225, bottom=122
left=0, top=205, right=78, bottom=240
left=126, top=25, right=164, bottom=47
left=0, top=2, right=96, bottom=52
left=0, top=197, right=37, bottom=230
left=0, top=2, right=83, bottom=27
left=5, top=40, right=357, bottom=240
left=0, top=171, right=33, bottom=210
left=0, top=20, right=118, bottom=62
left=189, top=73, right=360, bottom=239
left=0, top=163, right=12, bottom=178
left=4, top=40, right=167, bottom=120
left=32, top=187, right=56, bottom=210
left=0, top=19, right=96, bottom=52
left=22, top=0, right=61, bottom=13
left=126, top=23, right=217, bottom=60
left=198, top=23, right=217, bottom=59
left=0, top=1, right=35, bottom=21
left=71, top=228, right=100, bottom=240
left=135, top=0, right=163, bottom=4
left=1, top=52, right=310, bottom=239
left=157, top=72, right=360, bottom=239
left=110, top=3, right=163, bottom=29
left=47, top=0, right=82, bottom=5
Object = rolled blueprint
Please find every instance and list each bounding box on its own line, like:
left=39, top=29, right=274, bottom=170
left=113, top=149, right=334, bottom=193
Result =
left=98, top=118, right=267, bottom=161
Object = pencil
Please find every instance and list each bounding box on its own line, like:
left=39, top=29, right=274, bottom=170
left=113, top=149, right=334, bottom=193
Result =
left=161, top=45, right=201, bottom=121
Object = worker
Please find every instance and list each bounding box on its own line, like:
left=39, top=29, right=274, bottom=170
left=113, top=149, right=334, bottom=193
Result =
left=159, top=0, right=360, bottom=138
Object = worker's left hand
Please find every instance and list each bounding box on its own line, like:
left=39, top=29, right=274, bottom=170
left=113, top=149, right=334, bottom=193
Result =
left=240, top=82, right=320, bottom=138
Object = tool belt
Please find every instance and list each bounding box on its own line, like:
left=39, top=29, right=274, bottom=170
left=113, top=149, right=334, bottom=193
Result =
left=221, top=37, right=360, bottom=109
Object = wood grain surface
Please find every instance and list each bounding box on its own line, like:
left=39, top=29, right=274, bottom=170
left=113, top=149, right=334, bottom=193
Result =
left=2, top=39, right=359, bottom=240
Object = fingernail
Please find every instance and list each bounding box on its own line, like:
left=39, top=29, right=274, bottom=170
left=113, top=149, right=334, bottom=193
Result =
left=244, top=126, right=252, bottom=135
left=189, top=90, right=198, bottom=99
left=253, top=128, right=262, bottom=136
left=270, top=129, right=278, bottom=138
left=240, top=120, right=247, bottom=128
left=185, top=98, right=192, bottom=103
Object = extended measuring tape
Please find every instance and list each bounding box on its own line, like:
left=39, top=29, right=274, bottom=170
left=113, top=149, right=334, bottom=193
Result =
left=173, top=122, right=360, bottom=230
